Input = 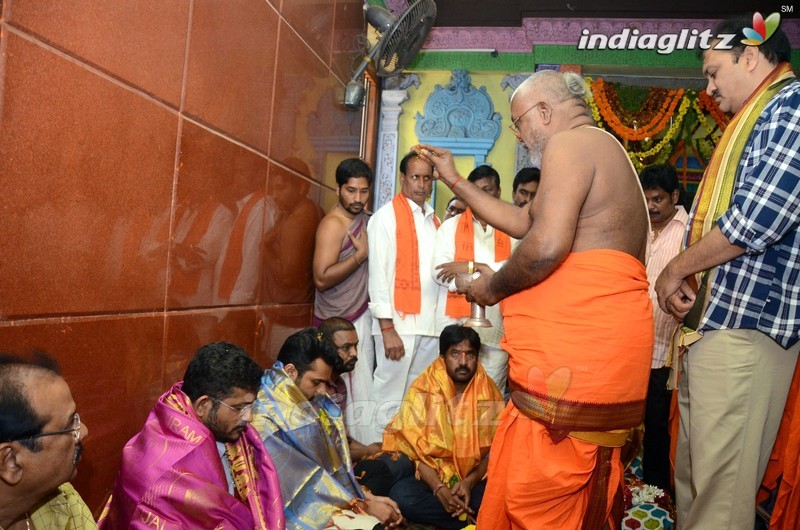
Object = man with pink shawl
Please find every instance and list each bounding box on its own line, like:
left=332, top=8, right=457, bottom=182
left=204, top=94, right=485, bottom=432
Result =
left=98, top=342, right=285, bottom=529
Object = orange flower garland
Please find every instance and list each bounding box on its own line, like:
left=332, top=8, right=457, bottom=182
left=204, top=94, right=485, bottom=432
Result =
left=591, top=78, right=684, bottom=141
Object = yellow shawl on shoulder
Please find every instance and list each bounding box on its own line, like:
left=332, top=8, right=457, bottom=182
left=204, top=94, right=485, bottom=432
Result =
left=382, top=357, right=504, bottom=483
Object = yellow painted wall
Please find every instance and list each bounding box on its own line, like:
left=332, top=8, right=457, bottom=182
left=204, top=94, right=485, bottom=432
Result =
left=396, top=70, right=524, bottom=217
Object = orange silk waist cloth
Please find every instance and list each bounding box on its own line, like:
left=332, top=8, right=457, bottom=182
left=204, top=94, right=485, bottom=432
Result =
left=501, top=249, right=653, bottom=432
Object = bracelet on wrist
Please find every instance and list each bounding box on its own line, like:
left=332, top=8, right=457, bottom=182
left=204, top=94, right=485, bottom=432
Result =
left=433, top=483, right=446, bottom=496
left=447, top=175, right=465, bottom=190
left=468, top=261, right=474, bottom=275
left=380, top=324, right=394, bottom=332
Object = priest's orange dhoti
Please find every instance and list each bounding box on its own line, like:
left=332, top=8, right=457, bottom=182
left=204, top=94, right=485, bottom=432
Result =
left=477, top=249, right=653, bottom=530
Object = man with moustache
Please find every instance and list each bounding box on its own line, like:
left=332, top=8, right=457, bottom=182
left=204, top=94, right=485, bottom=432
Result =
left=638, top=164, right=687, bottom=495
left=319, top=317, right=382, bottom=461
left=655, top=18, right=800, bottom=529
left=98, top=343, right=284, bottom=530
left=313, top=158, right=376, bottom=445
left=383, top=325, right=504, bottom=529
left=0, top=353, right=94, bottom=530
left=433, top=165, right=515, bottom=393
left=416, top=69, right=652, bottom=529
left=512, top=167, right=540, bottom=207
left=367, top=151, right=441, bottom=444
left=251, top=328, right=403, bottom=530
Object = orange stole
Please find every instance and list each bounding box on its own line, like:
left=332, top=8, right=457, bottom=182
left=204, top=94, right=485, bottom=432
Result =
left=382, top=357, right=504, bottom=483
left=392, top=194, right=440, bottom=315
left=445, top=209, right=512, bottom=318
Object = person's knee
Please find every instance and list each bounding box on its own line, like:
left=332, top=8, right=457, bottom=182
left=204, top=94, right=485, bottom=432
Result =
left=388, top=478, right=425, bottom=509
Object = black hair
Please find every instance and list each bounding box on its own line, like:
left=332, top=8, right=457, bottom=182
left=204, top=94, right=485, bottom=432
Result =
left=701, top=16, right=791, bottom=65
left=467, top=165, right=501, bottom=188
left=335, top=158, right=373, bottom=187
left=319, top=317, right=356, bottom=337
left=639, top=164, right=680, bottom=194
left=318, top=318, right=356, bottom=373
left=439, top=325, right=481, bottom=356
left=182, top=342, right=262, bottom=402
left=513, top=167, right=541, bottom=192
left=398, top=151, right=431, bottom=175
left=0, top=351, right=62, bottom=452
left=277, top=328, right=339, bottom=378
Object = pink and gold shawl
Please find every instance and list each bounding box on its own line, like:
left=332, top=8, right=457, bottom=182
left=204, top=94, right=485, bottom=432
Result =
left=98, top=383, right=284, bottom=529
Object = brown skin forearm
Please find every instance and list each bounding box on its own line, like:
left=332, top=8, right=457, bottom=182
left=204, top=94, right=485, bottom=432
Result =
left=462, top=457, right=489, bottom=490
left=349, top=439, right=381, bottom=461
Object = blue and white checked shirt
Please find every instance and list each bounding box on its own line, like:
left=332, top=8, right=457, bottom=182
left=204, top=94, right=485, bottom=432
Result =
left=696, top=78, right=800, bottom=349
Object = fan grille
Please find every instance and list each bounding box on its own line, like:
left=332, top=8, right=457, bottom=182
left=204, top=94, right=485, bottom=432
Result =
left=376, top=0, right=436, bottom=77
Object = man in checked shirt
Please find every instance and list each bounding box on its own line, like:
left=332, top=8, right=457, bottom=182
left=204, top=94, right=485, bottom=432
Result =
left=655, top=17, right=800, bottom=530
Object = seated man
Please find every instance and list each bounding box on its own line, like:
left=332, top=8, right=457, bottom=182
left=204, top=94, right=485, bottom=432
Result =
left=251, top=328, right=404, bottom=530
left=383, top=325, right=504, bottom=529
left=319, top=317, right=382, bottom=462
left=0, top=352, right=95, bottom=530
left=98, top=342, right=284, bottom=530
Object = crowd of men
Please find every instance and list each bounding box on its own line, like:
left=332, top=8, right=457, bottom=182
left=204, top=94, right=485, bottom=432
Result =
left=1, top=16, right=798, bottom=530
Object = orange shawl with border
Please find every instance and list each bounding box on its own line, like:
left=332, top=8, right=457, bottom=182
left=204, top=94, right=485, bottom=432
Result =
left=392, top=194, right=440, bottom=315
left=445, top=209, right=511, bottom=318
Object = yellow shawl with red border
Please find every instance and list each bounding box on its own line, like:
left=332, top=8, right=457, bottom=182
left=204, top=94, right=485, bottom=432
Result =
left=683, top=62, right=795, bottom=329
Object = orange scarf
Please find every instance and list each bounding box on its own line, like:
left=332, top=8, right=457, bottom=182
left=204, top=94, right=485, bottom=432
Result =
left=445, top=209, right=511, bottom=317
left=392, top=194, right=440, bottom=315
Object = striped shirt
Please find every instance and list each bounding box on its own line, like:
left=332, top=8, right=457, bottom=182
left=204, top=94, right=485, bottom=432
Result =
left=647, top=206, right=689, bottom=367
left=695, top=79, right=800, bottom=348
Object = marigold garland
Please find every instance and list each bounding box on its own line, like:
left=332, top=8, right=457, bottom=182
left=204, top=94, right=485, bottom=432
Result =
left=584, top=78, right=726, bottom=171
left=626, top=96, right=692, bottom=171
left=591, top=78, right=684, bottom=141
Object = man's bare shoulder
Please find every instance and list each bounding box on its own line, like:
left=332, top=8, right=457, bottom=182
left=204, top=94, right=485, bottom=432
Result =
left=553, top=125, right=624, bottom=152
left=316, top=209, right=350, bottom=240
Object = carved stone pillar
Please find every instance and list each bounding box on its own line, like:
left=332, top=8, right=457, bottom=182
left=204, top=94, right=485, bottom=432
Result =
left=374, top=90, right=409, bottom=210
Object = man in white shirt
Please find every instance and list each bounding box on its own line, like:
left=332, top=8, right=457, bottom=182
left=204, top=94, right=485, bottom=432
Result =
left=367, top=151, right=440, bottom=444
left=640, top=164, right=688, bottom=495
left=432, top=165, right=514, bottom=393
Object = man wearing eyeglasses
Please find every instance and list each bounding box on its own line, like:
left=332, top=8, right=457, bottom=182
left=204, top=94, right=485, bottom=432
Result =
left=0, top=353, right=94, bottom=530
left=382, top=324, right=504, bottom=529
left=251, top=328, right=403, bottom=530
left=433, top=165, right=515, bottom=395
left=415, top=69, right=652, bottom=530
left=367, top=150, right=441, bottom=445
left=98, top=342, right=285, bottom=530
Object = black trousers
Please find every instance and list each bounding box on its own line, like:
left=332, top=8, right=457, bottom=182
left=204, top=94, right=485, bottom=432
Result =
left=642, top=366, right=674, bottom=496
